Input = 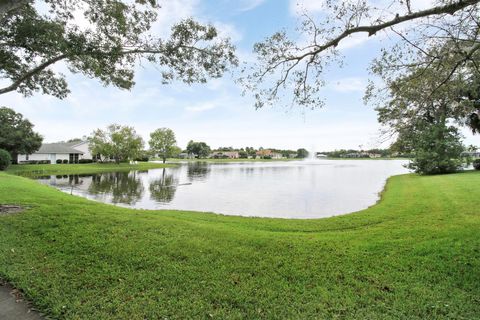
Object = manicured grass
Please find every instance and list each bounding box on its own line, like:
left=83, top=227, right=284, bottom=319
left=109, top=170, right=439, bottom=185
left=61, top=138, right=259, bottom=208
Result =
left=7, top=162, right=171, bottom=176
left=0, top=170, right=479, bottom=319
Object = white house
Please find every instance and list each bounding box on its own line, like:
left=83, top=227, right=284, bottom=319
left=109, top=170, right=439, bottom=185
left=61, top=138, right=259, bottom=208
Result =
left=17, top=141, right=93, bottom=164
left=68, top=141, right=93, bottom=160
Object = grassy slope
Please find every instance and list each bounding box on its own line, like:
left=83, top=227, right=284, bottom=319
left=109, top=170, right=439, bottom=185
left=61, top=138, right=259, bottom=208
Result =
left=0, top=171, right=479, bottom=319
left=7, top=162, right=171, bottom=176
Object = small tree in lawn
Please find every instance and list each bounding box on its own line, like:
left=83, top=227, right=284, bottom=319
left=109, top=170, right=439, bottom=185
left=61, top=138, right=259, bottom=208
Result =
left=88, top=124, right=144, bottom=164
left=149, top=128, right=177, bottom=163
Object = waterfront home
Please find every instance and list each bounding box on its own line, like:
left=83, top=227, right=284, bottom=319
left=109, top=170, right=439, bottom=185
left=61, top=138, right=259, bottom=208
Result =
left=210, top=151, right=240, bottom=159
left=17, top=141, right=93, bottom=164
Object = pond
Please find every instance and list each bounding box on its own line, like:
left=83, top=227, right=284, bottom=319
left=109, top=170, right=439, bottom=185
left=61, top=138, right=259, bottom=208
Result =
left=36, top=160, right=410, bottom=219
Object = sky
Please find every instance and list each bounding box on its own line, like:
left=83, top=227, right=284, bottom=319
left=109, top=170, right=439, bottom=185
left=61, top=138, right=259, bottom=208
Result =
left=2, top=0, right=480, bottom=151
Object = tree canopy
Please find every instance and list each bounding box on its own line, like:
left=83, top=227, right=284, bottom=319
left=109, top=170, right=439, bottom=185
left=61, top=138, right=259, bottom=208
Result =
left=149, top=128, right=177, bottom=163
left=240, top=0, right=480, bottom=111
left=0, top=106, right=43, bottom=161
left=88, top=124, right=144, bottom=163
left=0, top=0, right=238, bottom=98
left=186, top=140, right=211, bottom=159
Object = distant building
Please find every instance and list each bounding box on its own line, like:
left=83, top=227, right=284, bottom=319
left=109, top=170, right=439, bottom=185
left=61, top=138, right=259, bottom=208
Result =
left=256, top=149, right=272, bottom=158
left=288, top=153, right=297, bottom=158
left=178, top=153, right=194, bottom=159
left=461, top=151, right=480, bottom=158
left=343, top=152, right=369, bottom=158
left=368, top=153, right=382, bottom=158
left=17, top=141, right=93, bottom=164
left=271, top=153, right=283, bottom=159
left=210, top=151, right=240, bottom=159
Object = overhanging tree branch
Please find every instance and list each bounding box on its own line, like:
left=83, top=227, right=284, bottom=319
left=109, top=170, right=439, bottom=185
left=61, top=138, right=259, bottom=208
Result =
left=0, top=54, right=67, bottom=95
left=295, top=0, right=480, bottom=62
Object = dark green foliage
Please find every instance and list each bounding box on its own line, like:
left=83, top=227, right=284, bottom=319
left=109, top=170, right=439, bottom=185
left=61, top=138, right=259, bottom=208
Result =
left=0, top=107, right=42, bottom=162
left=296, top=148, right=308, bottom=158
left=0, top=1, right=237, bottom=98
left=407, top=123, right=464, bottom=174
left=473, top=159, right=480, bottom=170
left=62, top=159, right=68, bottom=164
left=56, top=159, right=62, bottom=164
left=134, top=156, right=149, bottom=162
left=78, top=159, right=93, bottom=164
left=0, top=148, right=11, bottom=170
left=186, top=140, right=211, bottom=158
left=18, top=160, right=50, bottom=164
left=238, top=151, right=248, bottom=159
left=20, top=160, right=50, bottom=164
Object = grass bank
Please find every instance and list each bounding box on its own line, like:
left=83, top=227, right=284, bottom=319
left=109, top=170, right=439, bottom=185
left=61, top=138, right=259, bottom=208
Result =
left=7, top=162, right=171, bottom=177
left=0, top=170, right=479, bottom=319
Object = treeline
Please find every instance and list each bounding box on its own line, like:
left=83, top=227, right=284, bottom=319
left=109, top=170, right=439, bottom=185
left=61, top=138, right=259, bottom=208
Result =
left=319, top=148, right=411, bottom=158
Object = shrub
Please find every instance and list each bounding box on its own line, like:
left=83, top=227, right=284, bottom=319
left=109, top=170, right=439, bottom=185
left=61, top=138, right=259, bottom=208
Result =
left=474, top=159, right=480, bottom=170
left=134, top=156, right=149, bottom=162
left=62, top=159, right=69, bottom=164
left=79, top=159, right=93, bottom=164
left=0, top=149, right=12, bottom=171
left=407, top=123, right=464, bottom=175
left=56, top=159, right=62, bottom=164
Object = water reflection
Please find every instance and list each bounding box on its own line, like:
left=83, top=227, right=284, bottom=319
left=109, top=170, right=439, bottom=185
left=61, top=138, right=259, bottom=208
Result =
left=149, top=168, right=178, bottom=203
left=36, top=160, right=411, bottom=218
left=187, top=162, right=210, bottom=181
left=88, top=172, right=144, bottom=204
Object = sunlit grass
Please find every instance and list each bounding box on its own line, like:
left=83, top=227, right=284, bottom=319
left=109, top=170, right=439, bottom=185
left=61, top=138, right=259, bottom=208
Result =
left=0, top=170, right=479, bottom=319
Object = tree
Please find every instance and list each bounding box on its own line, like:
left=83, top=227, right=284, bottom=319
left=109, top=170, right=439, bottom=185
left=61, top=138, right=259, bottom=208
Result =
left=0, top=106, right=43, bottom=162
left=0, top=149, right=12, bottom=170
left=371, top=52, right=467, bottom=174
left=149, top=128, right=177, bottom=163
left=0, top=1, right=237, bottom=98
left=406, top=122, right=465, bottom=174
left=296, top=148, right=309, bottom=159
left=240, top=1, right=480, bottom=110
left=88, top=124, right=144, bottom=163
left=186, top=140, right=211, bottom=158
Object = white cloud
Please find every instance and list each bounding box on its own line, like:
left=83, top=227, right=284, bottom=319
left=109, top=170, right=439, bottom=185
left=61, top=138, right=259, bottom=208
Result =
left=238, top=0, right=266, bottom=12
left=329, top=77, right=366, bottom=93
left=185, top=102, right=218, bottom=113
left=151, top=0, right=199, bottom=37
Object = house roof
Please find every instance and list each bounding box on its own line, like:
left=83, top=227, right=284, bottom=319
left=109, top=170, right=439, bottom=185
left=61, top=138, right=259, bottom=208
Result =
left=36, top=143, right=84, bottom=154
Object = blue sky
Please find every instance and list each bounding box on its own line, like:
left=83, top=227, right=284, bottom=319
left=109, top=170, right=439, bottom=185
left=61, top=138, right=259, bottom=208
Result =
left=2, top=0, right=479, bottom=151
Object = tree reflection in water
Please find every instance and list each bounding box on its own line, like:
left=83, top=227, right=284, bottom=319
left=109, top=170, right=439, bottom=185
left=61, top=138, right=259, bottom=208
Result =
left=88, top=171, right=144, bottom=204
left=149, top=168, right=178, bottom=203
left=187, top=162, right=211, bottom=181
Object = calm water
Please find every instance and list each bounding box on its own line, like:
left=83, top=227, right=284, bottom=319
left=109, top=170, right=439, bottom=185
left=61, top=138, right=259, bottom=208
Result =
left=36, top=160, right=409, bottom=219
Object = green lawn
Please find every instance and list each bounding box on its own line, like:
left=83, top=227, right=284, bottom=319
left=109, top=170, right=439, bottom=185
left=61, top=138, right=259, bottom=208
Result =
left=0, top=169, right=479, bottom=319
left=7, top=162, right=171, bottom=176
